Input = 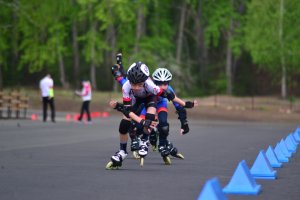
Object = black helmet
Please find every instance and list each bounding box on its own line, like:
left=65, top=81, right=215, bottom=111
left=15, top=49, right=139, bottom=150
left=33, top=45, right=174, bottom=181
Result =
left=127, top=61, right=149, bottom=84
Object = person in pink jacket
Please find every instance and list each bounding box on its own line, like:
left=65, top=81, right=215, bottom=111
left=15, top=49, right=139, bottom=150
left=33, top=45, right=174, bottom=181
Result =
left=75, top=80, right=92, bottom=123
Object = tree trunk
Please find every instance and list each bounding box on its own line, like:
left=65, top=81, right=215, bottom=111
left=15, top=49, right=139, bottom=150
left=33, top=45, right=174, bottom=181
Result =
left=72, top=0, right=80, bottom=88
left=176, top=2, right=186, bottom=64
left=226, top=1, right=234, bottom=95
left=90, top=21, right=97, bottom=90
left=279, top=0, right=287, bottom=98
left=104, top=21, right=117, bottom=91
left=110, top=24, right=117, bottom=92
left=195, top=0, right=208, bottom=89
left=12, top=0, right=19, bottom=85
left=0, top=64, right=3, bottom=90
left=134, top=4, right=145, bottom=54
left=226, top=22, right=233, bottom=95
left=57, top=47, right=69, bottom=89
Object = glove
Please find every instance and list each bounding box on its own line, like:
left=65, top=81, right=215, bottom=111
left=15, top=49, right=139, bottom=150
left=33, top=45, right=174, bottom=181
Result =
left=185, top=101, right=194, bottom=108
left=140, top=119, right=152, bottom=128
left=180, top=119, right=189, bottom=134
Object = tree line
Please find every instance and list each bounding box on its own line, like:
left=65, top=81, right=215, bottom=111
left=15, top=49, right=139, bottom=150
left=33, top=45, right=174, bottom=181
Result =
left=0, top=0, right=300, bottom=98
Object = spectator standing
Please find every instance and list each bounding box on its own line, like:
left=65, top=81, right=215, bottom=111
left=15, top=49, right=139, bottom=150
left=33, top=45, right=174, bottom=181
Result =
left=75, top=80, right=92, bottom=124
left=39, top=74, right=55, bottom=122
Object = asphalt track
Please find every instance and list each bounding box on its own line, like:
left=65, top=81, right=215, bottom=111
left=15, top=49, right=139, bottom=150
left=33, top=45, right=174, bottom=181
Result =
left=0, top=115, right=299, bottom=200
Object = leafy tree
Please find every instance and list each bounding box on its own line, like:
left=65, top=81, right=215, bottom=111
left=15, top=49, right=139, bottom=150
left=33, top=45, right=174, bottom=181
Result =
left=245, top=0, right=300, bottom=98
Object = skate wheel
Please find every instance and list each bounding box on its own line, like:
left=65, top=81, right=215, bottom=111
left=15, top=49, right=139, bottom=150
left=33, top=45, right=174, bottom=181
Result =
left=163, top=156, right=171, bottom=165
left=140, top=157, right=144, bottom=167
left=105, top=161, right=118, bottom=170
left=133, top=151, right=140, bottom=159
left=174, top=153, right=184, bottom=159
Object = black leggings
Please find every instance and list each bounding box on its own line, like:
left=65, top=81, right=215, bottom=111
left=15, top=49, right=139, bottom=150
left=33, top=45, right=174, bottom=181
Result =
left=78, top=101, right=91, bottom=121
left=42, top=97, right=55, bottom=122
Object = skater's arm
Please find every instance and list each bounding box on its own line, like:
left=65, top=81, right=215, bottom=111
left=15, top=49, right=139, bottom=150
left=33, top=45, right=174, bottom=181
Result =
left=172, top=96, right=198, bottom=108
left=112, top=54, right=127, bottom=86
left=111, top=64, right=127, bottom=86
left=109, top=100, right=157, bottom=129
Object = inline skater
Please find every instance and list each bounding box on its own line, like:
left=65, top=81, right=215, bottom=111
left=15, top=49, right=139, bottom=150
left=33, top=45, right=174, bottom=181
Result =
left=110, top=54, right=198, bottom=165
left=106, top=61, right=177, bottom=169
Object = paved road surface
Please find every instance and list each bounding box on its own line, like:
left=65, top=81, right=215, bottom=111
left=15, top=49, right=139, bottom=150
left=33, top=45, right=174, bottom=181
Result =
left=0, top=116, right=299, bottom=200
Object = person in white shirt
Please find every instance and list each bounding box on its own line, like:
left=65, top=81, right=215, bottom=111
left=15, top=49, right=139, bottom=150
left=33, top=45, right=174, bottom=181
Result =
left=39, top=74, right=55, bottom=122
left=75, top=80, right=92, bottom=123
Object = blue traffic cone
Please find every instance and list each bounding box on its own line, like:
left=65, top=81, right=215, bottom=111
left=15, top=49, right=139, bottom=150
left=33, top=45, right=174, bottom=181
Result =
left=250, top=150, right=277, bottom=179
left=266, top=145, right=282, bottom=168
left=294, top=127, right=300, bottom=135
left=293, top=131, right=300, bottom=142
left=279, top=139, right=292, bottom=157
left=274, top=143, right=289, bottom=163
left=223, top=160, right=261, bottom=195
left=197, top=177, right=227, bottom=200
left=285, top=136, right=297, bottom=153
left=289, top=133, right=299, bottom=146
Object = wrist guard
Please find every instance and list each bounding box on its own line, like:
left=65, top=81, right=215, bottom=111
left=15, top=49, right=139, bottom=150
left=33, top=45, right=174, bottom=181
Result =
left=140, top=119, right=152, bottom=128
left=181, top=119, right=189, bottom=134
left=114, top=102, right=130, bottom=118
left=184, top=101, right=194, bottom=108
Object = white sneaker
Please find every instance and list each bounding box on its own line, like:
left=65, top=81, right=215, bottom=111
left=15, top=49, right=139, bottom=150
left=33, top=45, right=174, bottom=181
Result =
left=112, top=150, right=128, bottom=162
left=138, top=140, right=149, bottom=157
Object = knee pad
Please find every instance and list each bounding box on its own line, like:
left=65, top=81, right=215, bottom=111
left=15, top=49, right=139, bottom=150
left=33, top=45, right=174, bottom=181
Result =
left=145, top=113, right=156, bottom=121
left=158, top=122, right=169, bottom=139
left=119, top=119, right=131, bottom=135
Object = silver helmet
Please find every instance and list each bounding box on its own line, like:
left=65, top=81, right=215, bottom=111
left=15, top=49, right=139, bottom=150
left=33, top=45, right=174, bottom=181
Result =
left=152, top=68, right=172, bottom=82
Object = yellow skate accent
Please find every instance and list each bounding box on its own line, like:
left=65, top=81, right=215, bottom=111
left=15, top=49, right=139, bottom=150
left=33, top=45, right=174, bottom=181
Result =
left=163, top=156, right=172, bottom=165
left=105, top=161, right=119, bottom=170
left=173, top=153, right=184, bottom=159
left=152, top=145, right=157, bottom=152
left=132, top=151, right=140, bottom=159
left=140, top=157, right=144, bottom=167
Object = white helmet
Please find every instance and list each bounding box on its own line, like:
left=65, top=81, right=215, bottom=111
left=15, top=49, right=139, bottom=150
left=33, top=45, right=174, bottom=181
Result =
left=152, top=68, right=172, bottom=82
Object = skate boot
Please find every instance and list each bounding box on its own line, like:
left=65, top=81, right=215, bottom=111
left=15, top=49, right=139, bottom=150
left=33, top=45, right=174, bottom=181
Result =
left=105, top=150, right=128, bottom=170
left=158, top=145, right=171, bottom=165
left=138, top=140, right=149, bottom=167
left=131, top=137, right=140, bottom=159
left=167, top=141, right=184, bottom=159
left=149, top=129, right=158, bottom=151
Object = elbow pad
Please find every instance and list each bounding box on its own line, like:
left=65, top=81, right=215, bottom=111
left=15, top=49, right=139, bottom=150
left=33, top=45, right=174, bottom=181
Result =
left=161, top=89, right=175, bottom=101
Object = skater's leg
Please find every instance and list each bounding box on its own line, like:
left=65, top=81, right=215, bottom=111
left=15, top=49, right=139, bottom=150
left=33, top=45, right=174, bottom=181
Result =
left=157, top=111, right=169, bottom=148
left=138, top=107, right=156, bottom=157
left=107, top=117, right=131, bottom=169
left=118, top=118, right=131, bottom=153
